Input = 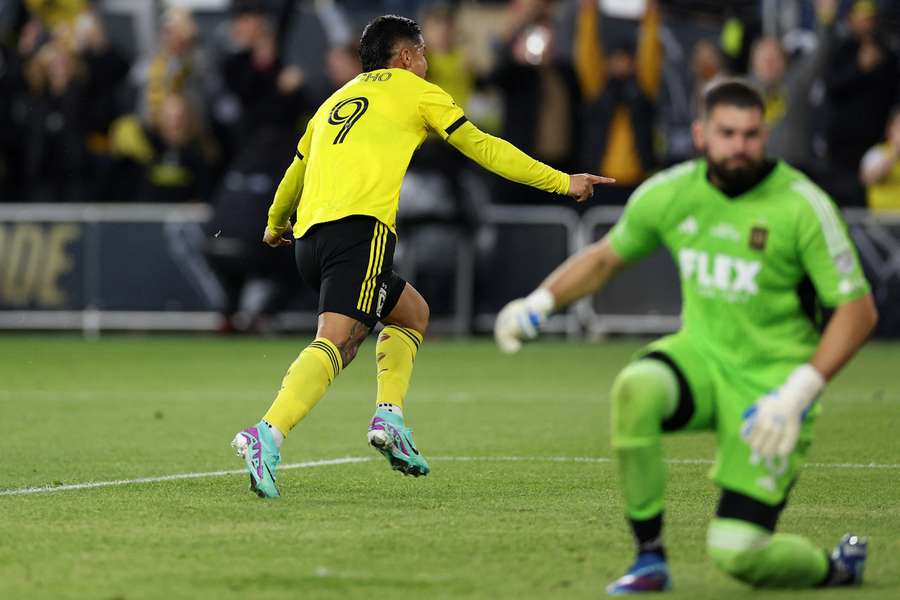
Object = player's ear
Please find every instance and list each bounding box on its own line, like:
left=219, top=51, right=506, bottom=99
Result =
left=691, top=119, right=706, bottom=151
left=398, top=45, right=412, bottom=68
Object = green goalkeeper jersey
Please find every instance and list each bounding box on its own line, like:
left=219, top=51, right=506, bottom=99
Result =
left=609, top=159, right=870, bottom=379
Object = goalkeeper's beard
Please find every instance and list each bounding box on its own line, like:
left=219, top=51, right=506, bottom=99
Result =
left=705, top=151, right=767, bottom=195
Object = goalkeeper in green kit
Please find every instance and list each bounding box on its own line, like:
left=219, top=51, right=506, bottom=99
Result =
left=494, top=79, right=878, bottom=593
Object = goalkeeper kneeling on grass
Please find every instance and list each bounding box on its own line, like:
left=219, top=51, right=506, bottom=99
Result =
left=495, top=78, right=878, bottom=594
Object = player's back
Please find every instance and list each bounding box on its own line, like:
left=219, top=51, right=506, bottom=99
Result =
left=296, top=68, right=450, bottom=237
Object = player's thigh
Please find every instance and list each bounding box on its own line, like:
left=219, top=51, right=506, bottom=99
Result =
left=710, top=366, right=817, bottom=506
left=637, top=333, right=717, bottom=433
left=315, top=216, right=405, bottom=329
left=382, top=282, right=429, bottom=334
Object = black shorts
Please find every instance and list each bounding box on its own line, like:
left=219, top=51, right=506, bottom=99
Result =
left=295, top=216, right=406, bottom=328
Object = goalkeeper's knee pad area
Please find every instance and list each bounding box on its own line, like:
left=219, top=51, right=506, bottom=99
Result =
left=707, top=519, right=772, bottom=585
left=610, top=359, right=678, bottom=448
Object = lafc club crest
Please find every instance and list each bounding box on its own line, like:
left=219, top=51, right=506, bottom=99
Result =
left=749, top=226, right=768, bottom=251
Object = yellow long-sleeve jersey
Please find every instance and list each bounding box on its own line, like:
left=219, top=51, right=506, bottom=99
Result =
left=267, top=68, right=570, bottom=238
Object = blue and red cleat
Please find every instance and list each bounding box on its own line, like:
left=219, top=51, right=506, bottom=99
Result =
left=827, top=534, right=867, bottom=586
left=606, top=552, right=671, bottom=595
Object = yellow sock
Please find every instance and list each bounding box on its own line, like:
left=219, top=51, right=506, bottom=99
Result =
left=262, top=338, right=342, bottom=436
left=375, top=325, right=423, bottom=411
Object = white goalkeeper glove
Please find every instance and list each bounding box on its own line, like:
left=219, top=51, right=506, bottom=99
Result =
left=494, top=288, right=555, bottom=354
left=742, top=364, right=825, bottom=459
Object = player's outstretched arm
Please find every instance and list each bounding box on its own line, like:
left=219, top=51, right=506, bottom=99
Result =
left=264, top=121, right=314, bottom=247
left=264, top=156, right=306, bottom=247
left=494, top=237, right=626, bottom=353
left=743, top=294, right=878, bottom=458
left=446, top=120, right=614, bottom=202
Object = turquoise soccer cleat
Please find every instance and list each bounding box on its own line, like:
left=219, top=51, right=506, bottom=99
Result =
left=367, top=409, right=430, bottom=477
left=231, top=421, right=281, bottom=498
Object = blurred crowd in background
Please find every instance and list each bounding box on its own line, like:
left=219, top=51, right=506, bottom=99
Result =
left=2, top=0, right=900, bottom=210
left=1, top=0, right=900, bottom=329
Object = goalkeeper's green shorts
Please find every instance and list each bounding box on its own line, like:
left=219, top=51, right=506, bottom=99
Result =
left=637, top=333, right=821, bottom=507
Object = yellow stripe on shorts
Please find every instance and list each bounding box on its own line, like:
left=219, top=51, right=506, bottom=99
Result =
left=363, top=223, right=388, bottom=313
left=357, top=222, right=387, bottom=312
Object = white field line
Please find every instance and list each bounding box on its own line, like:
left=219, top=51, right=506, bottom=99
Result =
left=3, top=455, right=900, bottom=497
left=0, top=457, right=372, bottom=497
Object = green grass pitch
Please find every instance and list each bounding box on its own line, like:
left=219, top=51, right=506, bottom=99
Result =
left=1, top=336, right=898, bottom=599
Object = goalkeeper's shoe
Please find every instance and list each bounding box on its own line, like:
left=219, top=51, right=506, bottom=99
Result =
left=606, top=552, right=671, bottom=595
left=367, top=409, right=430, bottom=477
left=231, top=421, right=281, bottom=498
left=825, top=534, right=867, bottom=586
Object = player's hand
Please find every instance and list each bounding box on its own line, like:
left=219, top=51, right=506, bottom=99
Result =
left=741, top=364, right=825, bottom=458
left=494, top=289, right=555, bottom=354
left=567, top=173, right=616, bottom=203
left=263, top=224, right=293, bottom=247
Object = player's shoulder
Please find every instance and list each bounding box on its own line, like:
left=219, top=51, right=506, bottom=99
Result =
left=628, top=159, right=701, bottom=205
left=774, top=161, right=839, bottom=213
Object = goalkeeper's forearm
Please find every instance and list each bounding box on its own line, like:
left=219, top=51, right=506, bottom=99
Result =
left=809, top=293, right=878, bottom=380
left=267, top=156, right=307, bottom=234
left=539, top=237, right=625, bottom=309
left=447, top=121, right=570, bottom=194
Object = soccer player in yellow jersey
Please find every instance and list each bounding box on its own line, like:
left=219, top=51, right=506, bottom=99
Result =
left=231, top=14, right=614, bottom=497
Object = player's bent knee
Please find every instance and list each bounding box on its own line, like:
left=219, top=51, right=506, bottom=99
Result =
left=707, top=519, right=771, bottom=585
left=610, top=360, right=676, bottom=443
left=413, top=299, right=430, bottom=335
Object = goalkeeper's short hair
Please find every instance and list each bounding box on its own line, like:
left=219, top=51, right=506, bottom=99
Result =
left=701, top=78, right=765, bottom=118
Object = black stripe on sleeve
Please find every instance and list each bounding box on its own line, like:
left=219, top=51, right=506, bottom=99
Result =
left=444, top=116, right=468, bottom=137
left=295, top=150, right=304, bottom=161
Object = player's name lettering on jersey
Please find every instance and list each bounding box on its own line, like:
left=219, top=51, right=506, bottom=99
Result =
left=678, top=248, right=761, bottom=296
left=358, top=71, right=393, bottom=82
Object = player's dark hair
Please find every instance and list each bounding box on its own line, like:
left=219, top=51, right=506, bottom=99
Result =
left=701, top=78, right=765, bottom=118
left=359, top=15, right=422, bottom=72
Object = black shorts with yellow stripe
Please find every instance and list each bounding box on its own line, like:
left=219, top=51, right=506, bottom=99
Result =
left=295, top=215, right=406, bottom=329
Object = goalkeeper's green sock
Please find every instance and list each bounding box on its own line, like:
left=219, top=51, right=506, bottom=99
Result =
left=610, top=359, right=679, bottom=555
left=707, top=518, right=829, bottom=587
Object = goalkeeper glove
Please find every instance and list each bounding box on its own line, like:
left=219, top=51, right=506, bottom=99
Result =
left=494, top=288, right=555, bottom=354
left=742, top=364, right=825, bottom=459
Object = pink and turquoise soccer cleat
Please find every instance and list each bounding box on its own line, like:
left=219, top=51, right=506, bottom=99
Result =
left=606, top=553, right=671, bottom=595
left=231, top=421, right=281, bottom=498
left=367, top=409, right=430, bottom=477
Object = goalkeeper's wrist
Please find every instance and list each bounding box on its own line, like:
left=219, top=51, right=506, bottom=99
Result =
left=524, top=288, right=555, bottom=319
left=782, top=364, right=826, bottom=410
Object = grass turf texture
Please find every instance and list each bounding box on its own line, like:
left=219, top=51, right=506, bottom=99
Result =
left=1, top=336, right=898, bottom=600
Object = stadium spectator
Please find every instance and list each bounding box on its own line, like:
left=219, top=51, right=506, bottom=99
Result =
left=21, top=39, right=90, bottom=202
left=575, top=0, right=662, bottom=203
left=325, top=43, right=362, bottom=91
left=661, top=38, right=724, bottom=165
left=223, top=0, right=308, bottom=140
left=203, top=0, right=311, bottom=333
left=824, top=0, right=898, bottom=205
left=749, top=0, right=837, bottom=175
left=109, top=93, right=212, bottom=203
left=479, top=0, right=581, bottom=205
left=133, top=7, right=207, bottom=128
left=23, top=0, right=86, bottom=29
left=860, top=106, right=900, bottom=212
left=422, top=3, right=474, bottom=111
